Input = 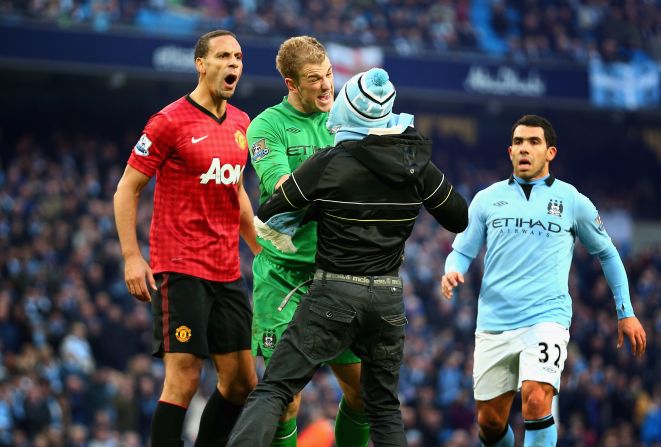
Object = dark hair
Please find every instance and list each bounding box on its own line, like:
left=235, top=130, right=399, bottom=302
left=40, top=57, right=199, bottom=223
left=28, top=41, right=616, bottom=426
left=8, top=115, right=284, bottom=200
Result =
left=194, top=30, right=237, bottom=60
left=511, top=115, right=557, bottom=148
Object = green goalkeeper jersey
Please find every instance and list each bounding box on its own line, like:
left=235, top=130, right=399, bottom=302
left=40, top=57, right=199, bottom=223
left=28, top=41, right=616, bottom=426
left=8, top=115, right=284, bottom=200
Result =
left=248, top=97, right=334, bottom=267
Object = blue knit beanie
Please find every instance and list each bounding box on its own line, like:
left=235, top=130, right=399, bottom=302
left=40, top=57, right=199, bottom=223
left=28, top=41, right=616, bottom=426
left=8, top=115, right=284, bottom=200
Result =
left=327, top=68, right=396, bottom=132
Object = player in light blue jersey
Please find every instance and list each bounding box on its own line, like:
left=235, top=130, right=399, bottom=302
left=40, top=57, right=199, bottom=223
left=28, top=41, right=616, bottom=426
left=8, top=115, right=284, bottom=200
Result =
left=441, top=115, right=646, bottom=447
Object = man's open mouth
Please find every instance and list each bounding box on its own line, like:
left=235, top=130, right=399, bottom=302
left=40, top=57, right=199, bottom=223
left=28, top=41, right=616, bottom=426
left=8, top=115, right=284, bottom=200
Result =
left=225, top=74, right=238, bottom=86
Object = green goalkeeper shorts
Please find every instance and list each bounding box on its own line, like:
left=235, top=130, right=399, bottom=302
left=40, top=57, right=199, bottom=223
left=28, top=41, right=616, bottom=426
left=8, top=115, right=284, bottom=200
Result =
left=251, top=252, right=361, bottom=366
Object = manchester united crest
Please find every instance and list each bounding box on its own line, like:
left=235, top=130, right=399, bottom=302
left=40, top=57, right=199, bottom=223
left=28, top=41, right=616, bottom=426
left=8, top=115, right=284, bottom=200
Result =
left=175, top=325, right=192, bottom=343
left=235, top=130, right=247, bottom=150
left=262, top=329, right=277, bottom=349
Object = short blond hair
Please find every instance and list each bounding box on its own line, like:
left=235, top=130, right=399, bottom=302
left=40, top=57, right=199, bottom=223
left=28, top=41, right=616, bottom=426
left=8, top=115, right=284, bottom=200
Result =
left=275, top=36, right=328, bottom=82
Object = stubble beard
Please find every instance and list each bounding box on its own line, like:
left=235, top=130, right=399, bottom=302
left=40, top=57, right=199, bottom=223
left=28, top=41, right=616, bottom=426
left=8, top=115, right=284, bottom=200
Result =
left=214, top=87, right=234, bottom=102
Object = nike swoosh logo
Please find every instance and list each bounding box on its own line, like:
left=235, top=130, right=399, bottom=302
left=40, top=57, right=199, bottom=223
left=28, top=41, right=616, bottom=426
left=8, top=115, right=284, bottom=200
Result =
left=191, top=135, right=208, bottom=144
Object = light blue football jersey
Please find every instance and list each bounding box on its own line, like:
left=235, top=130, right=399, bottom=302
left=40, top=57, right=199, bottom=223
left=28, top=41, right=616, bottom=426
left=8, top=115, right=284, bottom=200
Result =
left=446, top=175, right=634, bottom=332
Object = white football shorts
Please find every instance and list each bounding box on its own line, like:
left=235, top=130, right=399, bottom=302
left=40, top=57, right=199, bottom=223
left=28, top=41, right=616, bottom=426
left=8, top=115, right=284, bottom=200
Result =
left=473, top=322, right=570, bottom=401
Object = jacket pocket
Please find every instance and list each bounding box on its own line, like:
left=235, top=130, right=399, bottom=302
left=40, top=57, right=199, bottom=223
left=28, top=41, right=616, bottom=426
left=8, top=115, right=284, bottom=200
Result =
left=310, top=303, right=356, bottom=323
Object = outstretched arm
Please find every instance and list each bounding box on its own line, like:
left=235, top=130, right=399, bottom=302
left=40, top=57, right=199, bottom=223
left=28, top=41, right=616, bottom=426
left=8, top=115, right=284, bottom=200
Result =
left=256, top=176, right=306, bottom=221
left=421, top=164, right=468, bottom=233
left=257, top=151, right=329, bottom=221
left=254, top=173, right=311, bottom=254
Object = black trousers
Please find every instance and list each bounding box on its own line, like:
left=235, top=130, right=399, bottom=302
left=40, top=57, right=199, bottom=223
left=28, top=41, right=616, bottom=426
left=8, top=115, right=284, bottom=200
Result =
left=227, top=272, right=408, bottom=446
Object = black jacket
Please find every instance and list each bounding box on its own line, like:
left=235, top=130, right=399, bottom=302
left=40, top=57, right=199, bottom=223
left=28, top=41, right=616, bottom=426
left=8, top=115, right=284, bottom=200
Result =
left=258, top=127, right=468, bottom=275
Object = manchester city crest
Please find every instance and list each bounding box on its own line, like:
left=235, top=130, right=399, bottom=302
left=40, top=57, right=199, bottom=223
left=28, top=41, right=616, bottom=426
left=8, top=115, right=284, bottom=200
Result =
left=547, top=199, right=563, bottom=217
left=262, top=329, right=277, bottom=349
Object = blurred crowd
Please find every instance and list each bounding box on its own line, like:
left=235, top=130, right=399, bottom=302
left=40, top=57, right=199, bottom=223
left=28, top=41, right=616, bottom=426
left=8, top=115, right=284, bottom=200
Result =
left=1, top=0, right=660, bottom=62
left=1, top=125, right=659, bottom=447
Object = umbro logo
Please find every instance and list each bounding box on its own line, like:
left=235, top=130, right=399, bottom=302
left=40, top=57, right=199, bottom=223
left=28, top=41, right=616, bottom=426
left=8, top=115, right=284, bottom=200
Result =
left=286, top=127, right=301, bottom=133
left=493, top=201, right=508, bottom=206
left=191, top=135, right=209, bottom=144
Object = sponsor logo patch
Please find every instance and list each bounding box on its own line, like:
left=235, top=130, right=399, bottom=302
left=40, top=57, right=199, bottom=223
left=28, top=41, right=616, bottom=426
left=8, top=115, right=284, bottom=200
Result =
left=234, top=130, right=247, bottom=150
left=493, top=201, right=508, bottom=207
left=262, top=329, right=277, bottom=349
left=595, top=215, right=605, bottom=232
left=251, top=138, right=270, bottom=162
left=134, top=134, right=152, bottom=156
left=175, top=325, right=192, bottom=343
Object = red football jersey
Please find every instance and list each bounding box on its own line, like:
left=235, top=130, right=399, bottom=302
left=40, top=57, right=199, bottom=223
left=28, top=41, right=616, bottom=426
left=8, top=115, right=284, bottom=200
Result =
left=128, top=96, right=250, bottom=282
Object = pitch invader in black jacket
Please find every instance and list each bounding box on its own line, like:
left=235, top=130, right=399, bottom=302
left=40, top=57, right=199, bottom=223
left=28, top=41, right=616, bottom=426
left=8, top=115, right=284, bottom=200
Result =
left=228, top=68, right=468, bottom=447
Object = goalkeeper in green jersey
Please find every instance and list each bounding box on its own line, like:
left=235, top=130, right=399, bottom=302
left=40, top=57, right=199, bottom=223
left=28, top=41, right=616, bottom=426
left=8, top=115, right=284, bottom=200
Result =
left=247, top=36, right=369, bottom=447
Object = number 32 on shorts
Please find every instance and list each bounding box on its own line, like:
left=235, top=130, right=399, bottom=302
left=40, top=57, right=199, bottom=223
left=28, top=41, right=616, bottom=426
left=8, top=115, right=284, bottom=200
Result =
left=538, top=342, right=562, bottom=368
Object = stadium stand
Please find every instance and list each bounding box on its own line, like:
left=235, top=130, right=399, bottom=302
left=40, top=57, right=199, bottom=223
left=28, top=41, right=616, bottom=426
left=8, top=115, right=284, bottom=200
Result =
left=1, top=0, right=660, bottom=61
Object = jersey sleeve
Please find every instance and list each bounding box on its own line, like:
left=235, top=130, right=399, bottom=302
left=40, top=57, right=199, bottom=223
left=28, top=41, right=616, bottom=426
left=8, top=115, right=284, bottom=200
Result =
left=128, top=112, right=177, bottom=177
left=248, top=114, right=290, bottom=195
left=573, top=192, right=612, bottom=254
left=450, top=190, right=487, bottom=259
left=420, top=162, right=468, bottom=233
left=574, top=193, right=634, bottom=318
left=257, top=150, right=331, bottom=221
left=445, top=250, right=473, bottom=275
